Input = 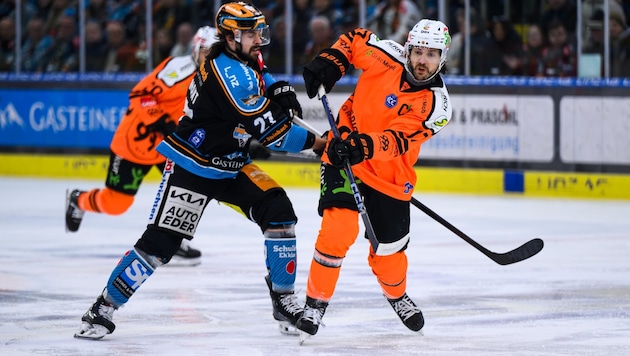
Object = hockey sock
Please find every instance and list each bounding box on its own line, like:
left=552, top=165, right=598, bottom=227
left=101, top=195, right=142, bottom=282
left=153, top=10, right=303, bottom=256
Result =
left=78, top=188, right=134, bottom=215
left=104, top=248, right=159, bottom=307
left=368, top=250, right=408, bottom=299
left=264, top=224, right=297, bottom=293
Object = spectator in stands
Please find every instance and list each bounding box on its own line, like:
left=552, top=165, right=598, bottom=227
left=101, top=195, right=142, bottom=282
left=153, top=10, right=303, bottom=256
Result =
left=153, top=0, right=191, bottom=41
left=540, top=0, right=577, bottom=42
left=21, top=16, right=53, bottom=72
left=449, top=7, right=494, bottom=76
left=43, top=0, right=73, bottom=35
left=613, top=18, right=630, bottom=76
left=312, top=0, right=344, bottom=36
left=540, top=20, right=577, bottom=77
left=86, top=0, right=110, bottom=28
left=520, top=23, right=546, bottom=77
left=170, top=22, right=194, bottom=57
left=583, top=8, right=605, bottom=75
left=0, top=0, right=37, bottom=35
left=108, top=0, right=142, bottom=39
left=85, top=20, right=108, bottom=71
left=262, top=15, right=289, bottom=74
left=300, top=15, right=334, bottom=69
left=486, top=15, right=524, bottom=75
left=0, top=16, right=15, bottom=71
left=367, top=0, right=421, bottom=44
left=45, top=14, right=78, bottom=72
left=190, top=0, right=214, bottom=28
left=152, top=27, right=173, bottom=64
left=103, top=20, right=143, bottom=72
left=581, top=0, right=625, bottom=38
left=610, top=9, right=630, bottom=76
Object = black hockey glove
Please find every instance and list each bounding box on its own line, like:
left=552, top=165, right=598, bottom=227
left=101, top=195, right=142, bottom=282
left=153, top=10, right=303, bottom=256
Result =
left=327, top=132, right=374, bottom=169
left=303, top=48, right=348, bottom=99
left=248, top=139, right=272, bottom=160
left=266, top=80, right=302, bottom=119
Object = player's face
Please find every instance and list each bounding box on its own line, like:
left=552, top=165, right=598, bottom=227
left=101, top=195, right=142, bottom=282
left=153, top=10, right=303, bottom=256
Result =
left=407, top=46, right=441, bottom=81
left=236, top=30, right=263, bottom=61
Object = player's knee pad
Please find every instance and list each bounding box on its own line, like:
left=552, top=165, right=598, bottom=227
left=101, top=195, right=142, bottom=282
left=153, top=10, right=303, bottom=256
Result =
left=104, top=247, right=161, bottom=307
left=264, top=224, right=296, bottom=292
left=135, top=227, right=184, bottom=264
left=368, top=250, right=408, bottom=298
left=252, top=189, right=297, bottom=232
left=314, top=208, right=360, bottom=258
left=93, top=188, right=135, bottom=215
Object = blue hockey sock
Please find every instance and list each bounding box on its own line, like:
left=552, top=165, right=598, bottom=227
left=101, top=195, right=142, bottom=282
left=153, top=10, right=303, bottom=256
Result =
left=264, top=227, right=297, bottom=293
left=105, top=249, right=156, bottom=307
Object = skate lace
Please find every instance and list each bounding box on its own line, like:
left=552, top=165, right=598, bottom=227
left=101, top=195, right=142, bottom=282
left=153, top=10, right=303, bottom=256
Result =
left=392, top=296, right=421, bottom=321
left=301, top=305, right=325, bottom=326
left=69, top=194, right=84, bottom=219
left=279, top=293, right=303, bottom=316
left=97, top=302, right=115, bottom=321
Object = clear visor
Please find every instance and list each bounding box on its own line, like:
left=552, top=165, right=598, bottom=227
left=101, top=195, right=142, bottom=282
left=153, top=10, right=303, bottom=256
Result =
left=234, top=25, right=271, bottom=46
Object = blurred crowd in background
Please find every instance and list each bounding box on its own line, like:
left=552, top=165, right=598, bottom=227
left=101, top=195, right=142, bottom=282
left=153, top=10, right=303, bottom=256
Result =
left=1, top=0, right=629, bottom=77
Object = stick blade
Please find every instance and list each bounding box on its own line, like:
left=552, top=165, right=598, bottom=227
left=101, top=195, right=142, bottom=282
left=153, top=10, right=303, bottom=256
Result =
left=494, top=238, right=544, bottom=266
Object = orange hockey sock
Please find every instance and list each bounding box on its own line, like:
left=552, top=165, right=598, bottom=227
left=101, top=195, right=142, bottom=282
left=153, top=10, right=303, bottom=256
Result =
left=78, top=188, right=134, bottom=215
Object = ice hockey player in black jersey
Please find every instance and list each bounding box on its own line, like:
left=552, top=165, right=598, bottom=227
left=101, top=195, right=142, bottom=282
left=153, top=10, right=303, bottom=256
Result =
left=74, top=1, right=326, bottom=340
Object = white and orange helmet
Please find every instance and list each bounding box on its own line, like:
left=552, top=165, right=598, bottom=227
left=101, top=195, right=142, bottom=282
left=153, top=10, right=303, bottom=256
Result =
left=404, top=19, right=451, bottom=81
left=191, top=26, right=218, bottom=66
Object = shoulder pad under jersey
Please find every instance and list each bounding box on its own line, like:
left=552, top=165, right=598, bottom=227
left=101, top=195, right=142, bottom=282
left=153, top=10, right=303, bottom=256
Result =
left=157, top=56, right=197, bottom=87
left=367, top=36, right=406, bottom=64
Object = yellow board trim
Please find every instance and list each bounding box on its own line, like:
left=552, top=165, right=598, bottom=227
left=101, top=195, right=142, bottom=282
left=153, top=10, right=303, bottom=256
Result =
left=1, top=153, right=629, bottom=200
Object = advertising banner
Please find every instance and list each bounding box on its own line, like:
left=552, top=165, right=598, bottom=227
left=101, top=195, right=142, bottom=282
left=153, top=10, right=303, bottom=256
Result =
left=0, top=89, right=128, bottom=149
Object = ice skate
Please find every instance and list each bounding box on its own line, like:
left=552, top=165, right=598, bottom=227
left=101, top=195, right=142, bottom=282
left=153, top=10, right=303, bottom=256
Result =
left=387, top=293, right=424, bottom=332
left=265, top=275, right=303, bottom=335
left=296, top=296, right=328, bottom=345
left=168, top=240, right=202, bottom=266
left=65, top=189, right=85, bottom=233
left=74, top=295, right=117, bottom=340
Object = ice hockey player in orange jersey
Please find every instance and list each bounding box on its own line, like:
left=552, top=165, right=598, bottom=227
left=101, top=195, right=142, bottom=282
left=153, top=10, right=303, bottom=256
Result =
left=296, top=19, right=453, bottom=342
left=64, top=27, right=219, bottom=265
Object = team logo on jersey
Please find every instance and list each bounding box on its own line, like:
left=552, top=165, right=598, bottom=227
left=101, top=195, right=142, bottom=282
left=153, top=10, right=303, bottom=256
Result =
left=188, top=128, right=206, bottom=148
left=403, top=182, right=414, bottom=194
left=233, top=124, right=251, bottom=148
left=385, top=94, right=398, bottom=108
left=140, top=97, right=157, bottom=107
left=241, top=94, right=262, bottom=106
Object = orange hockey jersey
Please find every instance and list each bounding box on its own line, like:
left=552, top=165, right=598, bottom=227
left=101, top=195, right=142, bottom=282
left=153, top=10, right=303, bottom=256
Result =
left=110, top=56, right=197, bottom=165
left=326, top=29, right=452, bottom=200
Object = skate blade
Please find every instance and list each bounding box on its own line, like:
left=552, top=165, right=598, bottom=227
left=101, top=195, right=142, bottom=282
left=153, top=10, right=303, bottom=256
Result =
left=278, top=321, right=299, bottom=336
left=74, top=323, right=110, bottom=340
left=298, top=331, right=311, bottom=345
left=166, top=256, right=201, bottom=267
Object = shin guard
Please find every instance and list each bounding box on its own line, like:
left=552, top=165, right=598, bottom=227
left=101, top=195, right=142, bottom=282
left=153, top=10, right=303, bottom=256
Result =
left=105, top=248, right=159, bottom=307
left=264, top=224, right=297, bottom=292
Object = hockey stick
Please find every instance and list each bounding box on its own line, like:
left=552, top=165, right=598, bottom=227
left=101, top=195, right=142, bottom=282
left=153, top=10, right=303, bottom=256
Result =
left=294, top=112, right=543, bottom=265
left=317, top=86, right=381, bottom=254
left=410, top=197, right=544, bottom=265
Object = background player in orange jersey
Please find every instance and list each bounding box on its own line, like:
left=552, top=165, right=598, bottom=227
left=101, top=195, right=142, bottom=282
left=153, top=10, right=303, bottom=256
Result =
left=65, top=26, right=222, bottom=266
left=296, top=19, right=454, bottom=341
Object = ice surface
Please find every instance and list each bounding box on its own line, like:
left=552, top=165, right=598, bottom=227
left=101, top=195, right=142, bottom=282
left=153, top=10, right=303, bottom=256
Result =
left=1, top=177, right=629, bottom=355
